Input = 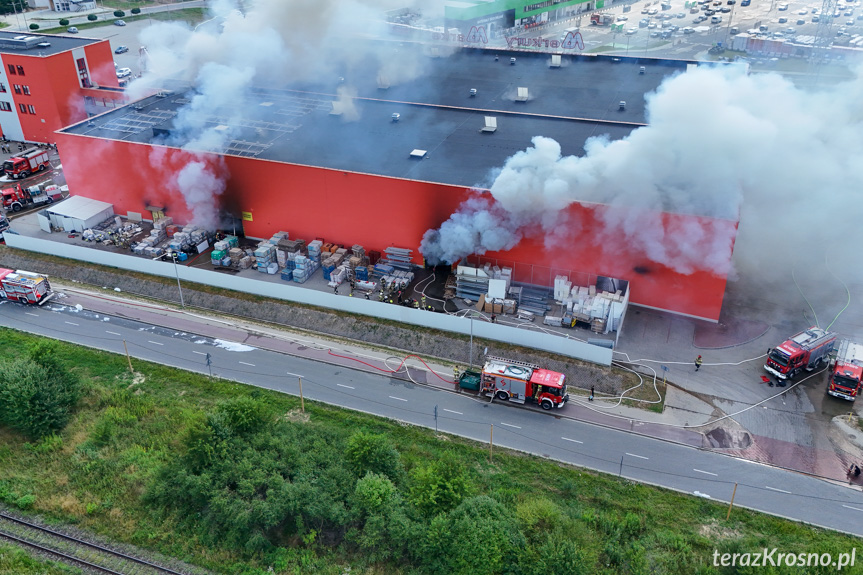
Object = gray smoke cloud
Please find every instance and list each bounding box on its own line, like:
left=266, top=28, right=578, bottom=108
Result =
left=421, top=64, right=863, bottom=279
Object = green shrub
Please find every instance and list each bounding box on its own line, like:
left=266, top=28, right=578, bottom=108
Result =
left=28, top=23, right=38, bottom=30
left=345, top=431, right=404, bottom=483
left=87, top=14, right=97, bottom=21
left=15, top=494, right=35, bottom=509
left=0, top=347, right=82, bottom=439
left=59, top=18, right=69, bottom=26
left=408, top=455, right=472, bottom=516
left=131, top=7, right=141, bottom=14
left=113, top=10, right=125, bottom=17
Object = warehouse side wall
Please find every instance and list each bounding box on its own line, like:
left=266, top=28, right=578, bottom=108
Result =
left=54, top=133, right=734, bottom=320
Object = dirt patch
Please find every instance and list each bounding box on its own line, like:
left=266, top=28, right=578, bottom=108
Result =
left=699, top=519, right=742, bottom=541
left=284, top=409, right=310, bottom=423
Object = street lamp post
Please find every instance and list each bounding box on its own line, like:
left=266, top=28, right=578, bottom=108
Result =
left=171, top=253, right=185, bottom=308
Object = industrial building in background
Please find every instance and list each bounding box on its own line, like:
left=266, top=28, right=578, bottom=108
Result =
left=55, top=49, right=738, bottom=321
left=0, top=31, right=123, bottom=143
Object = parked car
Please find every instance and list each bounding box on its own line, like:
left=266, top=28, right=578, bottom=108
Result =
left=67, top=26, right=78, bottom=33
left=626, top=26, right=638, bottom=34
left=114, top=19, right=126, bottom=26
left=778, top=17, right=788, bottom=23
left=740, top=0, right=750, bottom=5
left=114, top=45, right=129, bottom=54
left=812, top=15, right=820, bottom=21
left=798, top=8, right=808, bottom=14
left=683, top=26, right=695, bottom=33
left=116, top=67, right=132, bottom=78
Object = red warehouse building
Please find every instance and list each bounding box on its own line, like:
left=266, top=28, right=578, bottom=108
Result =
left=55, top=50, right=738, bottom=320
left=0, top=31, right=123, bottom=143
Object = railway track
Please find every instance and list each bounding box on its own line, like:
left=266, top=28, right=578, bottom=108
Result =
left=0, top=511, right=209, bottom=575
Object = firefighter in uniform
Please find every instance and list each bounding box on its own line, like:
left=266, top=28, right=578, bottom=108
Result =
left=413, top=299, right=420, bottom=309
left=378, top=290, right=385, bottom=302
left=421, top=295, right=427, bottom=308
left=453, top=365, right=460, bottom=383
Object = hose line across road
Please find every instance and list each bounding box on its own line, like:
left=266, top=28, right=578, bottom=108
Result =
left=1, top=293, right=863, bottom=538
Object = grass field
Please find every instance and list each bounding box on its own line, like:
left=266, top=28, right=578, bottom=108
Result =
left=0, top=327, right=859, bottom=574
left=0, top=540, right=81, bottom=574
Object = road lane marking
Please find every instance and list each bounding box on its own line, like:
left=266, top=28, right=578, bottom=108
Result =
left=192, top=351, right=208, bottom=356
left=443, top=409, right=463, bottom=415
left=561, top=437, right=583, bottom=444
left=337, top=384, right=355, bottom=389
left=765, top=486, right=791, bottom=494
left=626, top=453, right=648, bottom=460
left=693, top=469, right=718, bottom=476
left=286, top=371, right=304, bottom=378
left=25, top=312, right=38, bottom=317
left=238, top=361, right=255, bottom=367
left=500, top=422, right=521, bottom=429
left=147, top=341, right=164, bottom=346
left=389, top=395, right=408, bottom=402
left=64, top=321, right=79, bottom=326
left=843, top=504, right=863, bottom=512
left=106, top=331, right=121, bottom=336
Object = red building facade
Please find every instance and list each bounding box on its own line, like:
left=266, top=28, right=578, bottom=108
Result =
left=0, top=32, right=122, bottom=143
left=53, top=135, right=735, bottom=321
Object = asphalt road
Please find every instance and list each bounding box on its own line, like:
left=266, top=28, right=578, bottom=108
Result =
left=2, top=295, right=863, bottom=538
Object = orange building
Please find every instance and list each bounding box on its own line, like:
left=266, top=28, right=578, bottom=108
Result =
left=0, top=31, right=123, bottom=144
left=55, top=50, right=737, bottom=321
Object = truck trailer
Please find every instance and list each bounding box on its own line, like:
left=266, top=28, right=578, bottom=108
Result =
left=460, top=356, right=569, bottom=410
left=0, top=268, right=54, bottom=305
left=827, top=339, right=863, bottom=401
left=765, top=327, right=836, bottom=380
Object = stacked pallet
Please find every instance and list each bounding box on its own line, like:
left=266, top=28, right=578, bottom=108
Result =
left=381, top=246, right=413, bottom=270
left=328, top=266, right=347, bottom=287
left=211, top=249, right=227, bottom=265
left=379, top=270, right=414, bottom=290
left=374, top=263, right=394, bottom=276
left=307, top=240, right=322, bottom=262
left=224, top=235, right=239, bottom=249
left=368, top=250, right=381, bottom=265
left=355, top=266, right=370, bottom=281
left=254, top=243, right=276, bottom=273
left=278, top=238, right=305, bottom=254
left=292, top=255, right=319, bottom=283
left=229, top=247, right=244, bottom=266
left=238, top=256, right=252, bottom=269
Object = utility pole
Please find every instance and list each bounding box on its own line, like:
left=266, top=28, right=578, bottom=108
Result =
left=171, top=252, right=185, bottom=309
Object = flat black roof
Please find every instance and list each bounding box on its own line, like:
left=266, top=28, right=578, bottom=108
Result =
left=62, top=47, right=696, bottom=189
left=0, top=30, right=103, bottom=58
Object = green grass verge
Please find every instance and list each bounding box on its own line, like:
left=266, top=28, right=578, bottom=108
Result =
left=34, top=8, right=205, bottom=35
left=0, top=540, right=82, bottom=574
left=0, top=327, right=859, bottom=574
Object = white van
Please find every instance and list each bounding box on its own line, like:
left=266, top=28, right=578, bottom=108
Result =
left=711, top=15, right=722, bottom=23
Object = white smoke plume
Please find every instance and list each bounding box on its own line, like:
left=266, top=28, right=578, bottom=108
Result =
left=126, top=0, right=440, bottom=226
left=174, top=161, right=226, bottom=230
left=421, top=64, right=863, bottom=279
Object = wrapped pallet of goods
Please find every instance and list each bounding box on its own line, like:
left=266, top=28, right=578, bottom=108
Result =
left=238, top=256, right=252, bottom=270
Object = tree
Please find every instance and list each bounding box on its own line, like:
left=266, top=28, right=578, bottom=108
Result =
left=421, top=496, right=526, bottom=575
left=130, top=7, right=141, bottom=14
left=408, top=455, right=472, bottom=516
left=113, top=10, right=125, bottom=17
left=0, top=347, right=82, bottom=439
left=87, top=14, right=97, bottom=21
left=59, top=19, right=69, bottom=26
left=345, top=431, right=404, bottom=483
left=349, top=472, right=414, bottom=562
left=28, top=23, right=38, bottom=30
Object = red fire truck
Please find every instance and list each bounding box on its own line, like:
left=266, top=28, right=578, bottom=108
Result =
left=0, top=268, right=54, bottom=305
left=1, top=183, right=63, bottom=212
left=827, top=340, right=863, bottom=401
left=2, top=147, right=51, bottom=179
left=765, top=327, right=836, bottom=380
left=474, top=357, right=569, bottom=410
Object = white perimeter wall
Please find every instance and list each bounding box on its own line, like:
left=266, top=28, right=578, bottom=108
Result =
left=4, top=234, right=613, bottom=366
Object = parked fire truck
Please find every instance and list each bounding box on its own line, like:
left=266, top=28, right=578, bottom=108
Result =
left=2, top=147, right=51, bottom=179
left=460, top=357, right=569, bottom=410
left=1, top=183, right=63, bottom=212
left=827, top=340, right=863, bottom=401
left=0, top=268, right=54, bottom=305
left=765, top=327, right=836, bottom=380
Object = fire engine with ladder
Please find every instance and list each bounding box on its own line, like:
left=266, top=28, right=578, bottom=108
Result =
left=764, top=327, right=836, bottom=381
left=0, top=268, right=54, bottom=305
left=464, top=356, right=569, bottom=410
left=827, top=340, right=863, bottom=401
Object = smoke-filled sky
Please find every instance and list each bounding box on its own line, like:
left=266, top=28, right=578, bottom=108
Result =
left=421, top=63, right=863, bottom=279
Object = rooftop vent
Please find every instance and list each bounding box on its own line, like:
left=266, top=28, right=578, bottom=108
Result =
left=550, top=54, right=562, bottom=68
left=392, top=113, right=401, bottom=122
left=480, top=116, right=497, bottom=133
left=377, top=74, right=390, bottom=90
left=515, top=87, right=529, bottom=102
left=409, top=149, right=427, bottom=159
